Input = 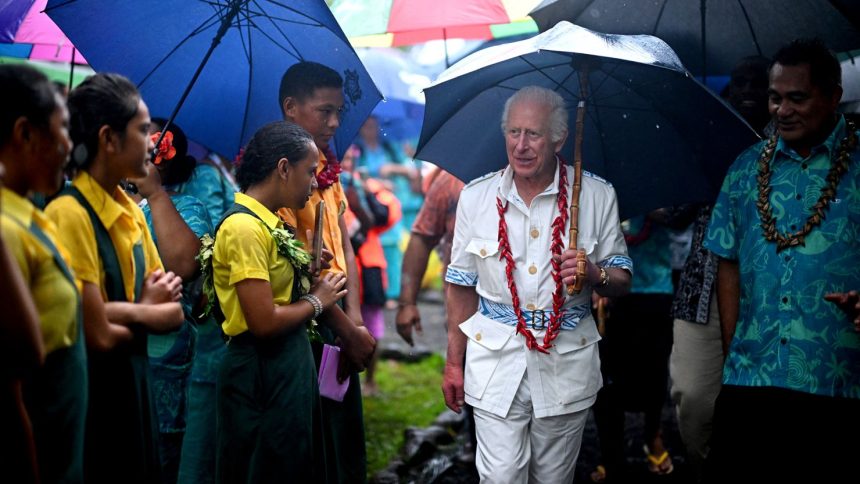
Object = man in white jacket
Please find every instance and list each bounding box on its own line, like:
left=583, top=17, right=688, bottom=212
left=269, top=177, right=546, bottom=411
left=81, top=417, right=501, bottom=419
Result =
left=441, top=86, right=632, bottom=483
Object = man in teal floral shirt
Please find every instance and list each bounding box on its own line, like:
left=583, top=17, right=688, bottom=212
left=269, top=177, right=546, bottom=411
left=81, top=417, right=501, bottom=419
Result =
left=703, top=39, right=860, bottom=482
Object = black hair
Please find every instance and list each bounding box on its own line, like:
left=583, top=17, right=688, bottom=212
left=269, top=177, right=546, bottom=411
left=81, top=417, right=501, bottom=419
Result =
left=235, top=121, right=315, bottom=191
left=771, top=38, right=842, bottom=95
left=151, top=117, right=195, bottom=185
left=67, top=73, right=141, bottom=168
left=0, top=64, right=59, bottom=146
left=731, top=56, right=770, bottom=80
left=278, top=61, right=342, bottom=115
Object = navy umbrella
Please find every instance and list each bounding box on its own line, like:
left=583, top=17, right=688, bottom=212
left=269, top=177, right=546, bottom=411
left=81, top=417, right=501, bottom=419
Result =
left=529, top=0, right=860, bottom=77
left=415, top=21, right=759, bottom=220
left=45, top=0, right=382, bottom=160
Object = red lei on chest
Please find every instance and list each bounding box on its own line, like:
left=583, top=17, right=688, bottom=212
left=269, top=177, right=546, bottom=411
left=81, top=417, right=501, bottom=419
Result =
left=316, top=146, right=343, bottom=190
left=496, top=157, right=569, bottom=353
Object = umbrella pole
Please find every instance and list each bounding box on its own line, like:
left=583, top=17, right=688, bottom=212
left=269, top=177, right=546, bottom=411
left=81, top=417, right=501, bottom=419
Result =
left=443, top=28, right=450, bottom=68
left=152, top=0, right=243, bottom=151
left=68, top=48, right=76, bottom=91
left=567, top=68, right=589, bottom=295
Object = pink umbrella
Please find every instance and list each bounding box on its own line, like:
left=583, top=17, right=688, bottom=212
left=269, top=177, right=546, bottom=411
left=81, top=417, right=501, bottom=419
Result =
left=0, top=0, right=86, bottom=64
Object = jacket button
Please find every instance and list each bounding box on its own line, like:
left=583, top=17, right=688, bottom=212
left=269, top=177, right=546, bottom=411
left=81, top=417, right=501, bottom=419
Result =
left=526, top=303, right=536, bottom=310
left=475, top=332, right=482, bottom=341
left=528, top=265, right=537, bottom=274
left=581, top=337, right=587, bottom=346
left=479, top=248, right=487, bottom=257
left=530, top=228, right=539, bottom=238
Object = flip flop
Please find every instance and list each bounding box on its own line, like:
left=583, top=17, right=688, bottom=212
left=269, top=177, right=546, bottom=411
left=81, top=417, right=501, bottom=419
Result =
left=589, top=464, right=607, bottom=483
left=644, top=445, right=675, bottom=475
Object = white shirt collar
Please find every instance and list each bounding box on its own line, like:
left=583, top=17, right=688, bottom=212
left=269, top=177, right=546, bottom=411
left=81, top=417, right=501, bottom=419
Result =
left=498, top=155, right=562, bottom=210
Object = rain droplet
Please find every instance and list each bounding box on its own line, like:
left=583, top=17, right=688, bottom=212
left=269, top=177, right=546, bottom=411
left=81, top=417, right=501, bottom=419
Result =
left=655, top=124, right=660, bottom=129
left=622, top=113, right=628, bottom=119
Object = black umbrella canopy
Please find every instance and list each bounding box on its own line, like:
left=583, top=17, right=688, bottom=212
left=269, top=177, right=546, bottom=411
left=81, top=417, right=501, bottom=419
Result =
left=416, top=22, right=760, bottom=219
left=530, top=0, right=860, bottom=76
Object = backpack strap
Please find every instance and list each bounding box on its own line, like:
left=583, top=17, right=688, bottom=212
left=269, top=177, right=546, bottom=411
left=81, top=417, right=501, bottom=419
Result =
left=215, top=203, right=259, bottom=234
left=205, top=203, right=261, bottom=325
left=206, top=202, right=301, bottom=326
left=62, top=186, right=131, bottom=302
left=7, top=216, right=83, bottom=337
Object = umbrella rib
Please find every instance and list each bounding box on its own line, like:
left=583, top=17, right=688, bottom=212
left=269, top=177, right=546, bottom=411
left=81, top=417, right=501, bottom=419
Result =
left=46, top=0, right=223, bottom=88
left=138, top=8, right=225, bottom=87
left=264, top=0, right=332, bottom=28
left=238, top=0, right=255, bottom=151
left=241, top=0, right=303, bottom=61
left=735, top=0, right=763, bottom=55
left=43, top=0, right=76, bottom=10
left=586, top=62, right=621, bottom=100
left=235, top=4, right=254, bottom=66
left=652, top=0, right=670, bottom=36
left=519, top=57, right=582, bottom=100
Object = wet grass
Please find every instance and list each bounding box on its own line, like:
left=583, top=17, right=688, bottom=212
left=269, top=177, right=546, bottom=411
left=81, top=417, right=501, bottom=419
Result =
left=363, top=353, right=447, bottom=478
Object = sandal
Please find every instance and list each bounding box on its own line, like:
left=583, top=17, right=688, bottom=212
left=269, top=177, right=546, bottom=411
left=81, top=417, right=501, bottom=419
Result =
left=643, top=445, right=674, bottom=475
left=589, top=464, right=607, bottom=483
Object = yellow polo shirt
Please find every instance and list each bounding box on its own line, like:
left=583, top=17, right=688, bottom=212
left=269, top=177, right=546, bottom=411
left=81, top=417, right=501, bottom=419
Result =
left=1, top=188, right=79, bottom=353
left=45, top=171, right=163, bottom=302
left=214, top=192, right=295, bottom=337
left=278, top=151, right=348, bottom=275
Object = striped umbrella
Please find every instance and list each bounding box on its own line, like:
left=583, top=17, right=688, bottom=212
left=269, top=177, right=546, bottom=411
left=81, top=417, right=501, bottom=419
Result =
left=329, top=0, right=541, bottom=48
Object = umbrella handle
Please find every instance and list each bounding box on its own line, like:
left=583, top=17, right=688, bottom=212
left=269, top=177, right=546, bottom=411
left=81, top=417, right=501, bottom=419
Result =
left=567, top=97, right=587, bottom=296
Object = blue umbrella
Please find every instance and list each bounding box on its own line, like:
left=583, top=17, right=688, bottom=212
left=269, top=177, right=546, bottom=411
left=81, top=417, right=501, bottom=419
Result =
left=415, top=21, right=760, bottom=220
left=45, top=0, right=382, bottom=160
left=358, top=48, right=429, bottom=141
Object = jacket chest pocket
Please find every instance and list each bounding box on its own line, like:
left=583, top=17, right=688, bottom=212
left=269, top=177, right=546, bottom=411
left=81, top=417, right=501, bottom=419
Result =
left=465, top=238, right=505, bottom=295
left=460, top=312, right=515, bottom=400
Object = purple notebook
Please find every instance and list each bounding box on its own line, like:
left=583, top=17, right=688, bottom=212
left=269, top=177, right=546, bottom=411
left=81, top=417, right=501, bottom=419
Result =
left=318, top=343, right=349, bottom=401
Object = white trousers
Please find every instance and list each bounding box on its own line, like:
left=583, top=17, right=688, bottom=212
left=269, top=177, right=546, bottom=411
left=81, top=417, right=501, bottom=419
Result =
left=669, top=295, right=724, bottom=481
left=473, top=373, right=589, bottom=484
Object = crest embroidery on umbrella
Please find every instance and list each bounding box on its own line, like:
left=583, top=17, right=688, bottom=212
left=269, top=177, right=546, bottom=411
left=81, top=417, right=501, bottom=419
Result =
left=343, top=68, right=362, bottom=105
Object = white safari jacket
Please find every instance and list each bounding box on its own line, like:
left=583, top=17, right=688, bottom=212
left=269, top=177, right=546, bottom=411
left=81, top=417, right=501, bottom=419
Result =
left=446, top=163, right=632, bottom=418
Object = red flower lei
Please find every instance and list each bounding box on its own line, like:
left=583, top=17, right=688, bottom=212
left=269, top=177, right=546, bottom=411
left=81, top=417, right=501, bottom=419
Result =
left=623, top=217, right=652, bottom=247
left=150, top=131, right=176, bottom=165
left=496, top=156, right=569, bottom=353
left=316, top=146, right=343, bottom=190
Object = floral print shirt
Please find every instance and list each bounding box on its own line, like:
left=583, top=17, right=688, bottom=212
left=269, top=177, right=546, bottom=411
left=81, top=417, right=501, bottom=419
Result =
left=704, top=116, right=860, bottom=399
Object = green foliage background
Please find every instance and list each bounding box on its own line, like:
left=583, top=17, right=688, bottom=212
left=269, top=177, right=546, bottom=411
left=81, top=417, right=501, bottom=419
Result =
left=363, top=354, right=447, bottom=477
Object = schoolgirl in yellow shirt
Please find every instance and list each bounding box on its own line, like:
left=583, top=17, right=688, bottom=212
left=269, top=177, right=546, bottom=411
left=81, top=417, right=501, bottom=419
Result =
left=0, top=64, right=82, bottom=483
left=45, top=73, right=183, bottom=483
left=214, top=121, right=347, bottom=482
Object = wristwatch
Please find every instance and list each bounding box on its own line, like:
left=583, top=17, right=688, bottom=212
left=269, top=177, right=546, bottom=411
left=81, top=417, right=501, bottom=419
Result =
left=598, top=267, right=609, bottom=287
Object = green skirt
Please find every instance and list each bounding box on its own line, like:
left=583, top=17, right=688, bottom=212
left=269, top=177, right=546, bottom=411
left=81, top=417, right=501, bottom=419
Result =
left=23, top=334, right=88, bottom=483
left=85, top=331, right=161, bottom=484
left=216, top=329, right=325, bottom=483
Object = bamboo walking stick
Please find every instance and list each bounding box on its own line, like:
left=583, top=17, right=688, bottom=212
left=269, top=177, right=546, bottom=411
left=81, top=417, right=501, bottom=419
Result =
left=567, top=68, right=589, bottom=295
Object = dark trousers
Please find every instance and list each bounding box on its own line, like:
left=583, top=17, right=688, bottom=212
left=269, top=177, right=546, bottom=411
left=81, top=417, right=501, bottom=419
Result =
left=592, top=293, right=674, bottom=476
left=705, top=385, right=860, bottom=483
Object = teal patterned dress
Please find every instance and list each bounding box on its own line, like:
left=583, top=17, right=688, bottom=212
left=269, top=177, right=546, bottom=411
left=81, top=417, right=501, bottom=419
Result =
left=176, top=165, right=235, bottom=484
left=704, top=116, right=860, bottom=399
left=179, top=163, right=237, bottom=225
left=142, top=193, right=213, bottom=483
